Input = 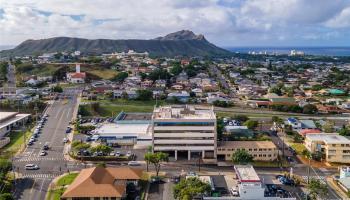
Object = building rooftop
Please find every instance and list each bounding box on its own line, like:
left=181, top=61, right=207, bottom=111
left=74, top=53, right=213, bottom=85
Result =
left=62, top=167, right=143, bottom=198
left=94, top=123, right=151, bottom=138
left=153, top=105, right=215, bottom=120
left=234, top=165, right=261, bottom=183
left=219, top=141, right=277, bottom=149
left=305, top=133, right=350, bottom=144
left=0, top=112, right=31, bottom=129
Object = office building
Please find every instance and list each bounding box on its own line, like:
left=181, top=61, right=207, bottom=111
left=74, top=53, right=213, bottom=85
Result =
left=152, top=105, right=217, bottom=161
left=217, top=141, right=278, bottom=161
left=305, top=133, right=350, bottom=163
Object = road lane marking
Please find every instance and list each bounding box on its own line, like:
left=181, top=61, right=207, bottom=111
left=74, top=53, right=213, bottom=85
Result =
left=30, top=178, right=37, bottom=194
left=39, top=179, right=45, bottom=192
left=66, top=108, right=71, bottom=119
left=50, top=107, right=65, bottom=145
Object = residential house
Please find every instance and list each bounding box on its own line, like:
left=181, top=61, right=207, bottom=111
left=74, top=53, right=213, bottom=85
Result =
left=61, top=167, right=143, bottom=200
left=167, top=91, right=190, bottom=103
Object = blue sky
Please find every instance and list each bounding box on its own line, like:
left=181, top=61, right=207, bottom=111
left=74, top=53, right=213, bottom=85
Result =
left=0, top=0, right=350, bottom=47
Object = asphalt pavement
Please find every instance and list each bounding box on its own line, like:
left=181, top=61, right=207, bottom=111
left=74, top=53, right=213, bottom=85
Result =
left=13, top=88, right=81, bottom=200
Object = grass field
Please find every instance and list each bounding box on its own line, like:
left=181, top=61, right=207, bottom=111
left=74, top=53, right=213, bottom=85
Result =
left=89, top=69, right=118, bottom=80
left=80, top=99, right=168, bottom=117
left=1, top=128, right=32, bottom=158
left=47, top=173, right=78, bottom=200
left=290, top=143, right=307, bottom=155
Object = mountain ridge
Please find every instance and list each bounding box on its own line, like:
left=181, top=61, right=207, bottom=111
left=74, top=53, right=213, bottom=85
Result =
left=0, top=30, right=231, bottom=57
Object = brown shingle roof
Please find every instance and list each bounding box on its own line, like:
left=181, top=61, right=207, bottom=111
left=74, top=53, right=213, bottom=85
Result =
left=62, top=167, right=142, bottom=198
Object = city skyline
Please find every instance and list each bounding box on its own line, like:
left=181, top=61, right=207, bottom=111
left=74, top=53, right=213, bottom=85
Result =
left=1, top=0, right=350, bottom=47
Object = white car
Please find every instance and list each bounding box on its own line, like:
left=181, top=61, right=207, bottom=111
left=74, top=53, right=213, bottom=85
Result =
left=126, top=151, right=132, bottom=157
left=115, top=152, right=121, bottom=157
left=39, top=151, right=47, bottom=156
left=25, top=164, right=39, bottom=170
left=128, top=161, right=140, bottom=166
left=63, top=138, right=68, bottom=143
left=230, top=188, right=239, bottom=196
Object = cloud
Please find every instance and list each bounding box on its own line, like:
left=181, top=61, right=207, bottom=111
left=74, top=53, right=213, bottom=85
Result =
left=0, top=0, right=350, bottom=46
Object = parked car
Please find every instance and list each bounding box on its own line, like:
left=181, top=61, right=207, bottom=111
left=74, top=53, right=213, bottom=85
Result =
left=25, top=164, right=39, bottom=170
left=128, top=161, right=141, bottom=166
left=230, top=188, right=239, bottom=196
left=109, top=152, right=115, bottom=156
left=126, top=151, right=132, bottom=157
left=39, top=151, right=47, bottom=156
left=115, top=151, right=121, bottom=157
left=151, top=176, right=162, bottom=184
left=63, top=138, right=68, bottom=143
left=27, top=141, right=33, bottom=146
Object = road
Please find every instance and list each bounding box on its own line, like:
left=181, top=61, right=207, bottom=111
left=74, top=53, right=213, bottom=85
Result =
left=13, top=88, right=81, bottom=200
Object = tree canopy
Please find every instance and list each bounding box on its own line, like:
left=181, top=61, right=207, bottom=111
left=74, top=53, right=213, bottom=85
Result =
left=231, top=149, right=254, bottom=164
left=173, top=177, right=211, bottom=200
left=144, top=152, right=168, bottom=176
left=111, top=72, right=128, bottom=82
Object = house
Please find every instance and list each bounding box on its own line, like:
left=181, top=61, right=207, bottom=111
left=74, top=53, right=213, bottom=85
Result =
left=141, top=79, right=153, bottom=88
left=113, top=90, right=138, bottom=99
left=167, top=91, right=190, bottom=103
left=206, top=92, right=230, bottom=104
left=155, top=80, right=166, bottom=88
left=61, top=167, right=143, bottom=200
left=66, top=64, right=86, bottom=83
left=171, top=84, right=184, bottom=90
left=285, top=118, right=317, bottom=131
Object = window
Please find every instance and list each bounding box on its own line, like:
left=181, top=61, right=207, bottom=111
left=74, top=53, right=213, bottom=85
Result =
left=268, top=154, right=271, bottom=157
left=248, top=149, right=252, bottom=151
left=227, top=154, right=231, bottom=157
left=343, top=155, right=350, bottom=159
left=254, top=149, right=257, bottom=151
left=343, top=150, right=350, bottom=153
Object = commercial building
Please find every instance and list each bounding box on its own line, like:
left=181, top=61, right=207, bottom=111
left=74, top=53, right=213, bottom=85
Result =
left=92, top=112, right=152, bottom=147
left=217, top=141, right=278, bottom=162
left=152, top=105, right=217, bottom=161
left=61, top=167, right=143, bottom=200
left=0, top=112, right=31, bottom=138
left=305, top=133, right=350, bottom=163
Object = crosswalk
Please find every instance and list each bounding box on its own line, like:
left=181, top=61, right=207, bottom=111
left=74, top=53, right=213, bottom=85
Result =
left=20, top=173, right=60, bottom=179
left=301, top=176, right=326, bottom=184
left=15, top=157, right=65, bottom=162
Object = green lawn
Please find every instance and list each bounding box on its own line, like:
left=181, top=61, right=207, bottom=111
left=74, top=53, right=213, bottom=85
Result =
left=290, top=143, right=307, bottom=155
left=47, top=173, right=78, bottom=200
left=1, top=128, right=32, bottom=157
left=56, top=173, right=78, bottom=186
left=80, top=99, right=168, bottom=117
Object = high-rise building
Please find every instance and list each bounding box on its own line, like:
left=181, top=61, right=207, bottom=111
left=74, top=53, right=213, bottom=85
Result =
left=152, top=105, right=217, bottom=161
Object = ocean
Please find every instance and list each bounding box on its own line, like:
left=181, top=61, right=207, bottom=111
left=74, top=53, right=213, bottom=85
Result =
left=226, top=47, right=350, bottom=57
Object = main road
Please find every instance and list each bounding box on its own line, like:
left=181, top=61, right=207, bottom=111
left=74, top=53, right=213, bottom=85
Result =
left=13, top=88, right=82, bottom=200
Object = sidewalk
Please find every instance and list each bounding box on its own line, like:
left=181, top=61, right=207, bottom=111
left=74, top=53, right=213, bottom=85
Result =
left=326, top=177, right=349, bottom=200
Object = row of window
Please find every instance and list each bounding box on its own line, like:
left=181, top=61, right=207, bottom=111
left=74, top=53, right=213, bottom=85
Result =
left=331, top=144, right=350, bottom=147
left=328, top=155, right=350, bottom=159
left=217, top=148, right=275, bottom=152
left=154, top=144, right=213, bottom=146
left=153, top=130, right=214, bottom=133
left=154, top=137, right=214, bottom=140
left=225, top=153, right=275, bottom=158
left=68, top=197, right=118, bottom=200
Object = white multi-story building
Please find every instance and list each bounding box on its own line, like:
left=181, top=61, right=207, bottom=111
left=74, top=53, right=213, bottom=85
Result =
left=152, top=105, right=217, bottom=161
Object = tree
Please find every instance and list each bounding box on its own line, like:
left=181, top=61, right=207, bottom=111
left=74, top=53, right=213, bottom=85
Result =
left=111, top=72, right=128, bottom=82
left=231, top=149, right=253, bottom=164
left=322, top=121, right=335, bottom=133
left=338, top=126, right=350, bottom=136
left=0, top=62, right=8, bottom=82
left=244, top=120, right=259, bottom=130
left=173, top=177, right=211, bottom=200
left=308, top=179, right=327, bottom=200
left=144, top=152, right=153, bottom=172
left=170, top=64, right=183, bottom=76
left=136, top=89, right=153, bottom=101
left=148, top=69, right=171, bottom=81
left=272, top=116, right=284, bottom=127
left=52, top=84, right=63, bottom=93
left=303, top=104, right=318, bottom=114
left=91, top=144, right=112, bottom=155
left=0, top=193, right=14, bottom=200
left=269, top=86, right=283, bottom=96
left=146, top=152, right=168, bottom=176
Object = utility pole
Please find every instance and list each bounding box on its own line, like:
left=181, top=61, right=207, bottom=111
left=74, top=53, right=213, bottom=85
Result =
left=307, top=156, right=311, bottom=184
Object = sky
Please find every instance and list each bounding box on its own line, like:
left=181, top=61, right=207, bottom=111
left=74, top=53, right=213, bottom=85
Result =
left=1, top=0, right=350, bottom=47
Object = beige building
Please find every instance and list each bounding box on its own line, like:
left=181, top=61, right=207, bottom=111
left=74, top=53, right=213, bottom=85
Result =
left=305, top=133, right=350, bottom=164
left=217, top=141, right=278, bottom=161
left=152, top=105, right=217, bottom=161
